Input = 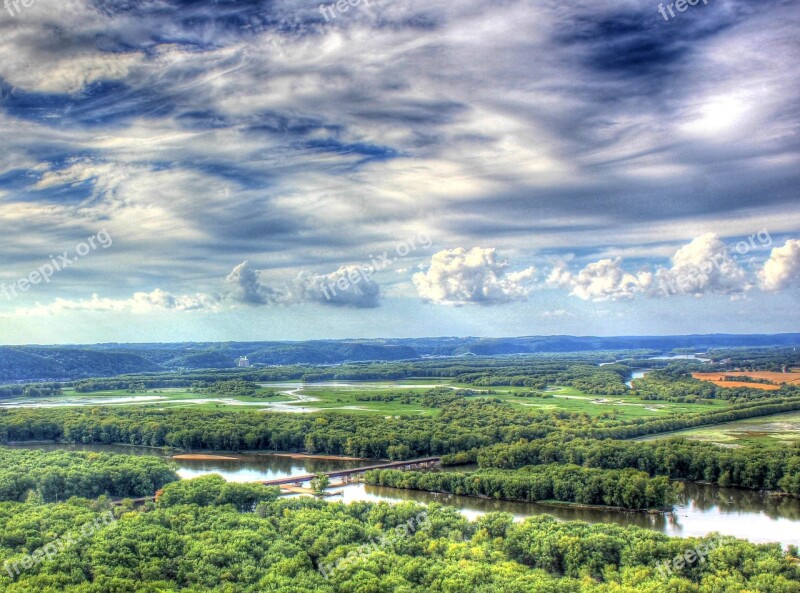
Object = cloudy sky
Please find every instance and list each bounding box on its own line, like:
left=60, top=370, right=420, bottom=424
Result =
left=0, top=0, right=798, bottom=344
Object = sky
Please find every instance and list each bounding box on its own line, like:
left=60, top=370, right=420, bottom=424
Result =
left=0, top=0, right=798, bottom=344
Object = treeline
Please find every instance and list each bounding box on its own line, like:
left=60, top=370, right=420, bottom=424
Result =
left=156, top=474, right=279, bottom=511
left=632, top=367, right=716, bottom=402
left=3, top=494, right=798, bottom=591
left=0, top=383, right=63, bottom=400
left=471, top=438, right=800, bottom=496
left=192, top=379, right=265, bottom=397
left=74, top=377, right=197, bottom=392
left=68, top=356, right=633, bottom=394
left=354, top=388, right=484, bottom=407
left=632, top=366, right=797, bottom=403
left=0, top=448, right=178, bottom=502
left=0, top=400, right=574, bottom=459
left=455, top=363, right=631, bottom=394
left=365, top=465, right=676, bottom=510
left=580, top=397, right=800, bottom=440
left=3, top=396, right=800, bottom=460
left=707, top=346, right=800, bottom=371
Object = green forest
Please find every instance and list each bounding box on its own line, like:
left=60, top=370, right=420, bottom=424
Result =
left=2, top=347, right=800, bottom=591
left=364, top=465, right=676, bottom=510
left=0, top=449, right=179, bottom=502
left=466, top=437, right=800, bottom=495
left=4, top=392, right=800, bottom=457
left=1, top=482, right=798, bottom=592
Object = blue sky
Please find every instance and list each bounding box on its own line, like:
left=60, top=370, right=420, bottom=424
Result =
left=0, top=0, right=798, bottom=344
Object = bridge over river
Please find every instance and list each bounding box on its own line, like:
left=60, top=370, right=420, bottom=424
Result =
left=113, top=457, right=440, bottom=505
left=257, top=457, right=441, bottom=487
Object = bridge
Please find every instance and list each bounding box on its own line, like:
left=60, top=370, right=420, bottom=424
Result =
left=112, top=457, right=441, bottom=504
left=257, top=457, right=441, bottom=487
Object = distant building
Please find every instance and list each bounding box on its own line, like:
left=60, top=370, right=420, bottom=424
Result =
left=237, top=356, right=250, bottom=367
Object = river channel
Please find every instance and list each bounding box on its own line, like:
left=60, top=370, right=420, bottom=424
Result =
left=9, top=443, right=800, bottom=548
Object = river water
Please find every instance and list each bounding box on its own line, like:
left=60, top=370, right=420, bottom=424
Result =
left=9, top=443, right=800, bottom=547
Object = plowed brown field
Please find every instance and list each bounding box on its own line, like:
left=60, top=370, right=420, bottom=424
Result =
left=693, top=371, right=800, bottom=390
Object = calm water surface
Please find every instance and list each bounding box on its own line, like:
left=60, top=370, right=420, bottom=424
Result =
left=11, top=443, right=800, bottom=547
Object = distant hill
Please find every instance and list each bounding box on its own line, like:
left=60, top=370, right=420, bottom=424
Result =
left=0, top=334, right=798, bottom=382
left=0, top=348, right=67, bottom=382
left=0, top=347, right=161, bottom=382
left=164, top=351, right=237, bottom=369
left=247, top=342, right=418, bottom=365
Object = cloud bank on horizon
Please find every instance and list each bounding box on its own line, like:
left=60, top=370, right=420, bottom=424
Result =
left=0, top=0, right=798, bottom=341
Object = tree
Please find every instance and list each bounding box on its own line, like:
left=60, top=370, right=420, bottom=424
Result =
left=310, top=473, right=330, bottom=496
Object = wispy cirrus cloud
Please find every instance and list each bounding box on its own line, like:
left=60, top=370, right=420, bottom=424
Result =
left=0, top=0, right=798, bottom=339
left=8, top=289, right=220, bottom=317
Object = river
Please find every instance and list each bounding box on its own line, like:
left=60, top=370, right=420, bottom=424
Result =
left=9, top=443, right=800, bottom=547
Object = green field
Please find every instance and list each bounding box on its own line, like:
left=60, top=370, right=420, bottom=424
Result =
left=0, top=386, right=295, bottom=411
left=490, top=386, right=728, bottom=419
left=637, top=410, right=800, bottom=447
left=1, top=380, right=734, bottom=418
left=244, top=382, right=731, bottom=418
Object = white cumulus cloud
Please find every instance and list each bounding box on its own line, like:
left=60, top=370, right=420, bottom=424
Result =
left=550, top=258, right=651, bottom=301
left=653, top=233, right=751, bottom=297
left=760, top=239, right=800, bottom=291
left=413, top=247, right=536, bottom=306
left=549, top=233, right=760, bottom=301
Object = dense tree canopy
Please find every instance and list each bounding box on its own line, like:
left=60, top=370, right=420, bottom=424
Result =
left=365, top=465, right=676, bottom=510
left=0, top=401, right=592, bottom=458
left=3, top=394, right=800, bottom=461
left=1, top=491, right=797, bottom=592
left=471, top=438, right=800, bottom=496
left=0, top=448, right=178, bottom=502
left=156, top=474, right=280, bottom=511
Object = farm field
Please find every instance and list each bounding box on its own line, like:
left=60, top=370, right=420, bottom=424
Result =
left=638, top=410, right=800, bottom=448
left=693, top=371, right=800, bottom=390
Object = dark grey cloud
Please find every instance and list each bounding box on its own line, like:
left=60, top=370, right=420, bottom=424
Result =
left=224, top=261, right=381, bottom=308
left=224, top=260, right=283, bottom=305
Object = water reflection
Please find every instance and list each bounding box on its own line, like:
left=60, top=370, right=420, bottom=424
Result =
left=173, top=454, right=366, bottom=482
left=335, top=482, right=800, bottom=546
left=8, top=443, right=800, bottom=546
left=679, top=482, right=800, bottom=521
left=6, top=443, right=366, bottom=482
